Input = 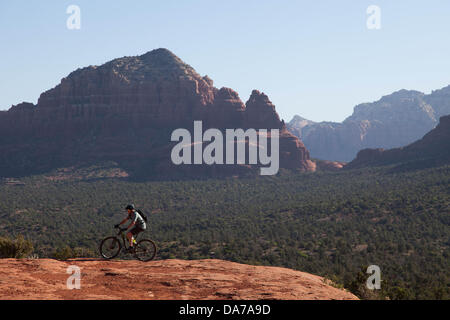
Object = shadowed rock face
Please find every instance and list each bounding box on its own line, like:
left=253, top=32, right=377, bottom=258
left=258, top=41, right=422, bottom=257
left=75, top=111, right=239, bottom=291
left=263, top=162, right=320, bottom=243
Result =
left=0, top=48, right=314, bottom=178
left=0, top=258, right=358, bottom=300
left=288, top=87, right=450, bottom=162
left=346, top=115, right=450, bottom=170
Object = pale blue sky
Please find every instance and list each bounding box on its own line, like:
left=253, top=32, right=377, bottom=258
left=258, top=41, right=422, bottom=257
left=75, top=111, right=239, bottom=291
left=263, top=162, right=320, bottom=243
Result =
left=1, top=1, right=450, bottom=122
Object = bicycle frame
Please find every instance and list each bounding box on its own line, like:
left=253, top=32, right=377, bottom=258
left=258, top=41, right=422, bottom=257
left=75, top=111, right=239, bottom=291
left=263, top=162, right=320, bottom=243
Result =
left=116, top=227, right=140, bottom=250
left=100, top=227, right=157, bottom=261
left=117, top=228, right=127, bottom=249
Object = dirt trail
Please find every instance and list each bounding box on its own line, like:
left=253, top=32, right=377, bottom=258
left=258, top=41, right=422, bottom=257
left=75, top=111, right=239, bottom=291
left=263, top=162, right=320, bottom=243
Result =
left=0, top=258, right=358, bottom=300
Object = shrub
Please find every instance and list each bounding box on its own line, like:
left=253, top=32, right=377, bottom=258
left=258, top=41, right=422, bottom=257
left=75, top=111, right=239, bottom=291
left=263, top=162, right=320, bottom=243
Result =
left=73, top=247, right=95, bottom=258
left=0, top=235, right=34, bottom=258
left=53, top=246, right=95, bottom=260
left=52, top=246, right=75, bottom=260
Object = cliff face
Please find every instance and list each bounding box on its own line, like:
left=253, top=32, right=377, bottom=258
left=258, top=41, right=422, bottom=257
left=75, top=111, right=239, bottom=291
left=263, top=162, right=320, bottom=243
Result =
left=287, top=115, right=315, bottom=139
left=0, top=48, right=314, bottom=178
left=346, top=115, right=450, bottom=169
left=0, top=258, right=358, bottom=300
left=288, top=88, right=450, bottom=162
left=35, top=49, right=216, bottom=125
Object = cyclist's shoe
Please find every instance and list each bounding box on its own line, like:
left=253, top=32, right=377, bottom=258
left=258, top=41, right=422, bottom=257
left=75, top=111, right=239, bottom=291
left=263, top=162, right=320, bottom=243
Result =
left=126, top=247, right=135, bottom=254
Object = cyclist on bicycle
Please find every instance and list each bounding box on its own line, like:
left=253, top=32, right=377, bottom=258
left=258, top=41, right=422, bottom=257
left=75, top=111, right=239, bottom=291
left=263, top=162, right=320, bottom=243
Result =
left=115, top=204, right=146, bottom=252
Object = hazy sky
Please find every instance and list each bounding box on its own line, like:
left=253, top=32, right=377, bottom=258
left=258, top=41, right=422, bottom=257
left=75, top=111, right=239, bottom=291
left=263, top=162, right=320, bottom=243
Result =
left=1, top=1, right=450, bottom=122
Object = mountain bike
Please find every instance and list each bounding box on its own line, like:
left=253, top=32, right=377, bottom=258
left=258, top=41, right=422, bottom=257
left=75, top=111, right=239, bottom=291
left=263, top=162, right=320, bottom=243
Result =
left=99, top=226, right=157, bottom=262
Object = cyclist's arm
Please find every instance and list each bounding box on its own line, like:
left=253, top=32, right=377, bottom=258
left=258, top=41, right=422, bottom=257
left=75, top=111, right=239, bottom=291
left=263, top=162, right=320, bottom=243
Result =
left=118, top=217, right=129, bottom=226
left=126, top=220, right=136, bottom=230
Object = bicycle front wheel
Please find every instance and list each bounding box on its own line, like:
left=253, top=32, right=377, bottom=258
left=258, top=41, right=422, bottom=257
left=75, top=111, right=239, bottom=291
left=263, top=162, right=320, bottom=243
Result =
left=99, top=236, right=121, bottom=259
left=134, top=239, right=157, bottom=262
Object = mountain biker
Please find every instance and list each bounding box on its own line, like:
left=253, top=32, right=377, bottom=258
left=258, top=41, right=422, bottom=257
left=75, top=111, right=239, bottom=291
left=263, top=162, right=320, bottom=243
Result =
left=115, top=204, right=146, bottom=253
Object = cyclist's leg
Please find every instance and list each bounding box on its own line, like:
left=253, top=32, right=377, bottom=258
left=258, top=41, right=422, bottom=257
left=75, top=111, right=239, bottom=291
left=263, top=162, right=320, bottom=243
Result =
left=128, top=226, right=143, bottom=247
left=126, top=230, right=134, bottom=248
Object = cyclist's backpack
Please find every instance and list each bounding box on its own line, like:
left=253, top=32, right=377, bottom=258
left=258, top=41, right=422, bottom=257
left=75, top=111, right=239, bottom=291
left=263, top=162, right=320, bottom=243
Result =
left=136, top=209, right=148, bottom=222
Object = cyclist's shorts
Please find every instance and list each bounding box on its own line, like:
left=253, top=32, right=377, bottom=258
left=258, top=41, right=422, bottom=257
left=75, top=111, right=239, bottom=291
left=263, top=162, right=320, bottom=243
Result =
left=130, top=225, right=145, bottom=236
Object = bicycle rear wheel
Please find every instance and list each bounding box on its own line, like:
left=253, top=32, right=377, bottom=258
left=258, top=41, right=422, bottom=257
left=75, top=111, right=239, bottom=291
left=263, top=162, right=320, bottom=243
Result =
left=134, top=239, right=157, bottom=262
left=99, top=236, right=121, bottom=259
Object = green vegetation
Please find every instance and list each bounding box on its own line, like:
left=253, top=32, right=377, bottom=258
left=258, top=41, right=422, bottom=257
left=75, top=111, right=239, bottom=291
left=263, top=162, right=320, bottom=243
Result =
left=0, top=165, right=449, bottom=299
left=52, top=246, right=95, bottom=261
left=0, top=235, right=34, bottom=258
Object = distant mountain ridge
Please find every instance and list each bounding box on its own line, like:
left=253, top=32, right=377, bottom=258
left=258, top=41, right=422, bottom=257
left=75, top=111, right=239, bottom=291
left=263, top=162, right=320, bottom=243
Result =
left=286, top=115, right=315, bottom=139
left=346, top=114, right=450, bottom=170
left=288, top=86, right=450, bottom=162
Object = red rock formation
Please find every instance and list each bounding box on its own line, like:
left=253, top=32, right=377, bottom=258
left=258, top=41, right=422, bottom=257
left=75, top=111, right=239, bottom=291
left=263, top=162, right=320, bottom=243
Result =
left=245, top=90, right=281, bottom=129
left=0, top=258, right=358, bottom=300
left=314, top=159, right=346, bottom=171
left=0, top=48, right=314, bottom=178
